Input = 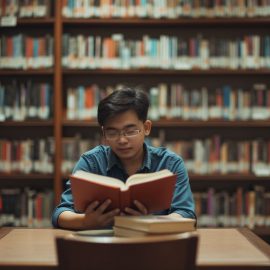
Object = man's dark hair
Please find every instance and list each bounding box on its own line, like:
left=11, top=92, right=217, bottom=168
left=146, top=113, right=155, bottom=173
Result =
left=97, top=87, right=149, bottom=126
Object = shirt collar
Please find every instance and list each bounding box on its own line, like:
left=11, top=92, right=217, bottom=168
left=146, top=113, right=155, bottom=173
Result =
left=142, top=143, right=151, bottom=171
left=107, top=148, right=121, bottom=171
left=106, top=142, right=152, bottom=172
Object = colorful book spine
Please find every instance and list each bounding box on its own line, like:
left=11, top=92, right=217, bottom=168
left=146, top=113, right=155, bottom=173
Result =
left=0, top=188, right=54, bottom=228
left=60, top=0, right=270, bottom=18
left=0, top=81, right=53, bottom=121
left=64, top=83, right=270, bottom=121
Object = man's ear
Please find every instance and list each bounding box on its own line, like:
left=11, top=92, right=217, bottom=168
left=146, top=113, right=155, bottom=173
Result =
left=144, top=120, right=152, bottom=136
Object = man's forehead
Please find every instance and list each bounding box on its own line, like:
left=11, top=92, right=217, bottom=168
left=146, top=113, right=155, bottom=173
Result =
left=103, top=110, right=141, bottom=129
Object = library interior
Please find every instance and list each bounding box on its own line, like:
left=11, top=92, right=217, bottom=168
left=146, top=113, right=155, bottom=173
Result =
left=0, top=1, right=270, bottom=269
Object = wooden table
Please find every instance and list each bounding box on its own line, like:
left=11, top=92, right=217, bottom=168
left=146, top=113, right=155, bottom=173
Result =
left=0, top=227, right=270, bottom=270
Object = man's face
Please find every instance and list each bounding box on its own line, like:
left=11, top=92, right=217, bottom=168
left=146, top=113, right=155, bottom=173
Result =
left=102, top=110, right=151, bottom=161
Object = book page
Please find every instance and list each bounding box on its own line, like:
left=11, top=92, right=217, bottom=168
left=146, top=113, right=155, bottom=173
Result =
left=73, top=170, right=125, bottom=188
left=126, top=169, right=173, bottom=186
left=74, top=229, right=114, bottom=237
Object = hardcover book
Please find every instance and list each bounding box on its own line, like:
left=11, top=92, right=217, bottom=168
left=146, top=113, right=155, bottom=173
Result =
left=114, top=215, right=196, bottom=235
left=70, top=169, right=176, bottom=213
left=113, top=225, right=196, bottom=237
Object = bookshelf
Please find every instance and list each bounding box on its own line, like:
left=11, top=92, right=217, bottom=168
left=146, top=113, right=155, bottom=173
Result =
left=0, top=0, right=55, bottom=227
left=1, top=1, right=270, bottom=237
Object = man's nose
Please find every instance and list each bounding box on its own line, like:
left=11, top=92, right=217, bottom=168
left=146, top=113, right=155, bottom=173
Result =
left=117, top=132, right=128, bottom=142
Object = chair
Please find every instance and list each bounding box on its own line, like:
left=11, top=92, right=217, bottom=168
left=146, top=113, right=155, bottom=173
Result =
left=56, top=232, right=198, bottom=270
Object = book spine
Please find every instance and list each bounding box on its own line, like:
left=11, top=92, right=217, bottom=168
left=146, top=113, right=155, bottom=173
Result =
left=120, top=189, right=131, bottom=212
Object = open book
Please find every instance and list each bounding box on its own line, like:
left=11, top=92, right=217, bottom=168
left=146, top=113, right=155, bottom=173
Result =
left=70, top=169, right=176, bottom=213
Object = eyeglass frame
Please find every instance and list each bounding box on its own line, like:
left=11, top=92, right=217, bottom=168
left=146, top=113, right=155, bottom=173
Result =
left=102, top=127, right=142, bottom=141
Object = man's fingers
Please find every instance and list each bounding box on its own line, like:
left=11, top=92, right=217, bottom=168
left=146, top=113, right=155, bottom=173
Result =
left=124, top=200, right=148, bottom=215
left=96, top=199, right=112, bottom=214
left=133, top=200, right=148, bottom=215
left=124, top=207, right=141, bottom=216
left=85, top=201, right=99, bottom=213
left=103, top=208, right=120, bottom=221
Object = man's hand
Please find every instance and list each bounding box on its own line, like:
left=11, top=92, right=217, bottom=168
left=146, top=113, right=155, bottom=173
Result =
left=82, top=199, right=120, bottom=229
left=124, top=200, right=148, bottom=216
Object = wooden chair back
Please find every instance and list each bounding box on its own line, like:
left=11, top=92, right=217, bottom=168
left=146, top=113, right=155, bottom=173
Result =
left=56, top=232, right=198, bottom=270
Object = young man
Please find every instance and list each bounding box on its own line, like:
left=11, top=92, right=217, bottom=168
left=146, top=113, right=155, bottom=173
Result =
left=52, top=87, right=195, bottom=229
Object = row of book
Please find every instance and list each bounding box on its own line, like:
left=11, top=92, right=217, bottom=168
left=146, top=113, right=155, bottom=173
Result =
left=62, top=34, right=270, bottom=70
left=0, top=188, right=53, bottom=227
left=65, top=83, right=270, bottom=121
left=61, top=0, right=270, bottom=18
left=62, top=134, right=100, bottom=174
left=66, top=84, right=110, bottom=120
left=156, top=136, right=270, bottom=176
left=0, top=34, right=54, bottom=69
left=194, top=186, right=270, bottom=229
left=2, top=136, right=268, bottom=176
left=4, top=0, right=270, bottom=20
left=61, top=136, right=270, bottom=176
left=0, top=82, right=53, bottom=121
left=2, top=33, right=269, bottom=70
left=1, top=81, right=268, bottom=122
left=149, top=83, right=270, bottom=120
left=1, top=185, right=269, bottom=229
left=0, top=0, right=51, bottom=18
left=0, top=138, right=54, bottom=174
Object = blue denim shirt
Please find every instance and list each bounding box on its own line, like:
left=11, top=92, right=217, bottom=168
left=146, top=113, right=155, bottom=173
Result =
left=52, top=143, right=196, bottom=227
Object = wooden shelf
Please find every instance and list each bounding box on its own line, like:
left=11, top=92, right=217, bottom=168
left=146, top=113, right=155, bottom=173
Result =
left=0, top=173, right=54, bottom=188
left=62, top=68, right=270, bottom=76
left=0, top=173, right=53, bottom=180
left=62, top=119, right=270, bottom=128
left=62, top=18, right=270, bottom=26
left=0, top=120, right=54, bottom=127
left=0, top=69, right=54, bottom=75
left=189, top=174, right=270, bottom=182
left=16, top=18, right=55, bottom=25
left=62, top=120, right=98, bottom=127
left=2, top=68, right=269, bottom=77
left=0, top=18, right=54, bottom=28
left=152, top=120, right=270, bottom=128
left=253, top=227, right=270, bottom=237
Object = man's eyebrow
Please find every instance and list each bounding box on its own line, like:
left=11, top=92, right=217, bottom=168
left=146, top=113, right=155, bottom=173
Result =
left=105, top=124, right=137, bottom=130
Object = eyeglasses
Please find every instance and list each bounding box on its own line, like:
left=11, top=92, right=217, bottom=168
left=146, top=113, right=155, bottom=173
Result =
left=103, top=128, right=141, bottom=141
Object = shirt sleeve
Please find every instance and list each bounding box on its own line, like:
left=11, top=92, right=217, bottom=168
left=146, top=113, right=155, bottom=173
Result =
left=168, top=156, right=196, bottom=219
left=51, top=154, right=94, bottom=228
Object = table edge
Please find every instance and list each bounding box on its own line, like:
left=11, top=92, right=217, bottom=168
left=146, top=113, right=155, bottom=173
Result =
left=0, top=227, right=13, bottom=240
left=237, top=228, right=270, bottom=258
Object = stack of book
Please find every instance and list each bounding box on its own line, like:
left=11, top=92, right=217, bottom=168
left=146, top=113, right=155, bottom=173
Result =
left=114, top=215, right=196, bottom=237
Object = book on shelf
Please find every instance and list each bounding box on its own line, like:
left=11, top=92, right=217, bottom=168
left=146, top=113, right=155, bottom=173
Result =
left=113, top=215, right=196, bottom=237
left=193, top=186, right=270, bottom=228
left=0, top=188, right=53, bottom=228
left=64, top=83, right=270, bottom=121
left=70, top=169, right=176, bottom=213
left=0, top=0, right=51, bottom=19
left=0, top=34, right=54, bottom=69
left=0, top=81, right=53, bottom=121
left=61, top=33, right=270, bottom=70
